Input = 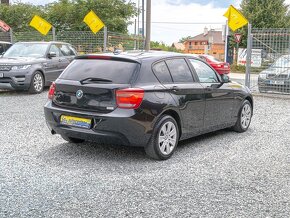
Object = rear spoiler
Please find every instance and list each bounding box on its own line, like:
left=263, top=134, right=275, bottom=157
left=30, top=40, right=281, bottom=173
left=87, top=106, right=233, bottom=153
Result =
left=75, top=54, right=141, bottom=64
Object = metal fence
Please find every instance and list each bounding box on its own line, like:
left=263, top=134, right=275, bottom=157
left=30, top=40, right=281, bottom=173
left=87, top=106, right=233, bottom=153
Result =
left=0, top=29, right=145, bottom=54
left=249, top=28, right=290, bottom=94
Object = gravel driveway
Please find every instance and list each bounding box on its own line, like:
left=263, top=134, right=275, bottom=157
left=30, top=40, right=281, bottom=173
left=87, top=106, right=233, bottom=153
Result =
left=0, top=91, right=289, bottom=217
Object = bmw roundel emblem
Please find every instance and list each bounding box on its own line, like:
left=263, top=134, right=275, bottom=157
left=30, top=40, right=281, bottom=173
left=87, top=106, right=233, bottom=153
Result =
left=76, top=90, right=83, bottom=99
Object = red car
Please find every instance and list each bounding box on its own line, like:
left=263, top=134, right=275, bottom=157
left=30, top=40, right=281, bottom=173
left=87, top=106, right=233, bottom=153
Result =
left=198, top=54, right=230, bottom=75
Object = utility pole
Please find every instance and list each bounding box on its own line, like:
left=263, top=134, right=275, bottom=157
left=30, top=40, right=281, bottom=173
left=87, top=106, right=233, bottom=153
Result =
left=137, top=0, right=140, bottom=50
left=145, top=0, right=151, bottom=51
left=142, top=0, right=145, bottom=49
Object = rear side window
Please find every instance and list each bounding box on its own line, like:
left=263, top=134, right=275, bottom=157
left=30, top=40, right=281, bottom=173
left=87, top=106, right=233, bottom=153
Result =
left=152, top=61, right=173, bottom=83
left=165, top=59, right=193, bottom=83
left=59, top=44, right=76, bottom=56
left=49, top=44, right=62, bottom=57
left=60, top=59, right=138, bottom=84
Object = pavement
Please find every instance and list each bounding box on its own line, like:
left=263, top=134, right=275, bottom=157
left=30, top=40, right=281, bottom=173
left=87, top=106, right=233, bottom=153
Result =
left=0, top=91, right=289, bottom=217
left=230, top=72, right=259, bottom=91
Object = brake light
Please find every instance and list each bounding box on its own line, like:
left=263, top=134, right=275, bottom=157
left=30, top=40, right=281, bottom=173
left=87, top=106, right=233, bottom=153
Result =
left=48, top=82, right=56, bottom=100
left=87, top=55, right=112, bottom=60
left=116, top=88, right=144, bottom=109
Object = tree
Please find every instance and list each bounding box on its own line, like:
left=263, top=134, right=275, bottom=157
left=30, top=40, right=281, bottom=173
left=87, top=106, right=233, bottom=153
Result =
left=0, top=3, right=45, bottom=31
left=179, top=36, right=192, bottom=43
left=241, top=0, right=290, bottom=28
left=235, top=0, right=290, bottom=47
left=46, top=0, right=137, bottom=33
left=150, top=41, right=182, bottom=53
left=0, top=0, right=137, bottom=33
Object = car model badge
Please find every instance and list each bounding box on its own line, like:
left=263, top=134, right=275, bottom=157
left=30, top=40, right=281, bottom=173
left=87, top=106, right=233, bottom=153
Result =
left=76, top=90, right=83, bottom=99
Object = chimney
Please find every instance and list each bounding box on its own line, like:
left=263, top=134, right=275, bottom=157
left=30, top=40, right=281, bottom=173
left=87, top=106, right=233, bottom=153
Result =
left=204, top=27, right=208, bottom=36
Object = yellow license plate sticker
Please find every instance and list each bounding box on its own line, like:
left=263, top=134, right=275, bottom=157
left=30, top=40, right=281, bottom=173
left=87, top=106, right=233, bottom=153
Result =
left=60, top=115, right=91, bottom=129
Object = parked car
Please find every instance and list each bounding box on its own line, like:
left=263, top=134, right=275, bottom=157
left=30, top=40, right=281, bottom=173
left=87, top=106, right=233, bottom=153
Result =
left=0, top=41, right=12, bottom=56
left=44, top=52, right=253, bottom=160
left=198, top=54, right=230, bottom=75
left=0, top=41, right=77, bottom=93
left=258, top=55, right=290, bottom=93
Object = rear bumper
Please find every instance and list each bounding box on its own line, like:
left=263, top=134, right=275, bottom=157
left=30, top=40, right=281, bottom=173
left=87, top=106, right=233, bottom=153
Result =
left=44, top=101, right=152, bottom=147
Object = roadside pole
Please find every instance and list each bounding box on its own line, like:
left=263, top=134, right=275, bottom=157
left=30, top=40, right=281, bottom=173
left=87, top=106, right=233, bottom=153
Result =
left=134, top=19, right=137, bottom=50
left=142, top=0, right=145, bottom=49
left=103, top=26, right=107, bottom=52
left=224, top=21, right=229, bottom=62
left=9, top=28, right=13, bottom=43
left=137, top=0, right=140, bottom=50
left=52, top=27, right=56, bottom=41
left=245, top=23, right=252, bottom=88
left=145, top=0, right=151, bottom=51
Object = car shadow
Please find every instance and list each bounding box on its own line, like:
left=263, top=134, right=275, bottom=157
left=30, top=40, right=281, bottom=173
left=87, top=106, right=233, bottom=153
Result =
left=38, top=140, right=151, bottom=166
left=38, top=128, right=245, bottom=167
left=0, top=88, right=49, bottom=96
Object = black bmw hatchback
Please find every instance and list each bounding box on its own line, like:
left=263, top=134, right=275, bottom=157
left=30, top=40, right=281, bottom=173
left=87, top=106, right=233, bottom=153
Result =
left=44, top=52, right=253, bottom=160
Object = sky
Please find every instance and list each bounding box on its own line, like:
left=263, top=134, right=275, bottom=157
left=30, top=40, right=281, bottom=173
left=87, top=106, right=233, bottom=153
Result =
left=9, top=0, right=290, bottom=45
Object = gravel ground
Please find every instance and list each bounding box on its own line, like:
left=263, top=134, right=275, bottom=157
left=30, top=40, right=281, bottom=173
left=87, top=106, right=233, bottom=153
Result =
left=0, top=91, right=289, bottom=218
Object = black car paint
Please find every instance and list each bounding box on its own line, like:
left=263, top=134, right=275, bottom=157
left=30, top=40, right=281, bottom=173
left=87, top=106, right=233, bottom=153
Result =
left=44, top=53, right=253, bottom=147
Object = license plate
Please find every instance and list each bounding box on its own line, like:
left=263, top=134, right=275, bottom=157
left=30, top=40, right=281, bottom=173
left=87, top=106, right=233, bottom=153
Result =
left=270, top=80, right=284, bottom=85
left=60, top=115, right=92, bottom=129
left=224, top=65, right=229, bottom=68
left=0, top=73, right=3, bottom=78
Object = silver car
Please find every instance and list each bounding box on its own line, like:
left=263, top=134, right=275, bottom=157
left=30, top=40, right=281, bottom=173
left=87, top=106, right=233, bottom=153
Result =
left=0, top=41, right=77, bottom=93
left=258, top=55, right=290, bottom=93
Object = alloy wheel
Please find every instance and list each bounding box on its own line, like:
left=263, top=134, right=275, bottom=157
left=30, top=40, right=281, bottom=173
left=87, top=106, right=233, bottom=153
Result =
left=158, top=121, right=177, bottom=155
left=241, top=103, right=252, bottom=129
left=33, top=74, right=43, bottom=92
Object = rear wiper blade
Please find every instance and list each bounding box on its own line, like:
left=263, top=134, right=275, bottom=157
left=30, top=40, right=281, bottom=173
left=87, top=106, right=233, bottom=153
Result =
left=80, top=77, right=113, bottom=84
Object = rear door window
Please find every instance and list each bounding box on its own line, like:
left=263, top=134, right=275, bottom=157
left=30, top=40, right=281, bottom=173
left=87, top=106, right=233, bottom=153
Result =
left=152, top=61, right=173, bottom=84
left=60, top=59, right=138, bottom=84
left=165, top=59, right=194, bottom=83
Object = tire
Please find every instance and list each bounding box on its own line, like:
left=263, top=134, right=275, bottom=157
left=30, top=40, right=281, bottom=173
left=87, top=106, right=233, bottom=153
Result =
left=145, top=115, right=179, bottom=160
left=61, top=135, right=85, bottom=144
left=232, top=100, right=252, bottom=133
left=28, top=71, right=44, bottom=94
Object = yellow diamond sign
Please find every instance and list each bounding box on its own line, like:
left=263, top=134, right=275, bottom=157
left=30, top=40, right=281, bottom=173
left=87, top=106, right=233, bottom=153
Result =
left=83, top=10, right=105, bottom=34
left=224, top=5, right=248, bottom=32
left=29, top=15, right=52, bottom=35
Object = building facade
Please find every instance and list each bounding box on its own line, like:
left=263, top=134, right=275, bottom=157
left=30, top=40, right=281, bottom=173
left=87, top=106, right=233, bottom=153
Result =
left=184, top=28, right=225, bottom=60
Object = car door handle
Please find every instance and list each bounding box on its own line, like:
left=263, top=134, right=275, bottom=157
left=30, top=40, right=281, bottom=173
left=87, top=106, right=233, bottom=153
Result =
left=171, top=86, right=180, bottom=92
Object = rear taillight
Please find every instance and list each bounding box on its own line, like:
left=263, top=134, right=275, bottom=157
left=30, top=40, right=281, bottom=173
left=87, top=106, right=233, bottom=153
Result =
left=116, top=88, right=144, bottom=109
left=48, top=82, right=56, bottom=100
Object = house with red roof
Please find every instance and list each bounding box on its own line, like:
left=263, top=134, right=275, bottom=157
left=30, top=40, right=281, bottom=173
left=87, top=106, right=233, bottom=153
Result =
left=184, top=27, right=225, bottom=60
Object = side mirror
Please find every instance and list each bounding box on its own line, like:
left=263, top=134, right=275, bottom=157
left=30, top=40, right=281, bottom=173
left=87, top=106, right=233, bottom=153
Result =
left=221, top=74, right=230, bottom=83
left=47, top=52, right=57, bottom=58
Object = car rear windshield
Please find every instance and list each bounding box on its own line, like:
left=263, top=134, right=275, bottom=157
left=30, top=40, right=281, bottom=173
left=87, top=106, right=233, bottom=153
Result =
left=60, top=59, right=138, bottom=84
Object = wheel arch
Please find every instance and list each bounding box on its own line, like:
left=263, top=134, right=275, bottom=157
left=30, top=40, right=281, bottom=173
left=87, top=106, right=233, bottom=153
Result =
left=245, top=96, right=253, bottom=109
left=34, top=69, right=45, bottom=83
left=160, top=109, right=182, bottom=138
